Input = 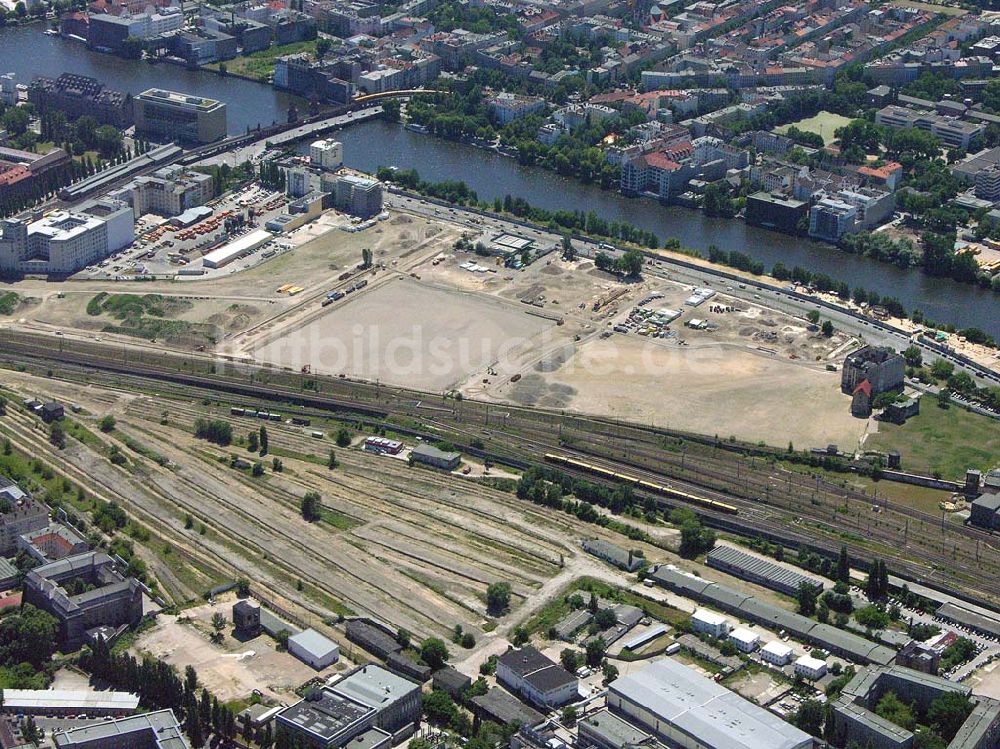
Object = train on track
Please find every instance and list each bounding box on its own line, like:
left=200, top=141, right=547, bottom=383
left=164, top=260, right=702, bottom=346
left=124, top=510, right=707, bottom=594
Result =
left=544, top=453, right=739, bottom=516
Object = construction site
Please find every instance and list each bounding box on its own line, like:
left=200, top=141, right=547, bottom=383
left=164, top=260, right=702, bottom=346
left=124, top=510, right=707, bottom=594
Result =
left=0, top=184, right=872, bottom=450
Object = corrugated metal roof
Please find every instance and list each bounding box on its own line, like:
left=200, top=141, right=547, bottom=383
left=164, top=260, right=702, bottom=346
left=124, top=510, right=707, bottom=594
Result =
left=609, top=660, right=812, bottom=749
left=2, top=690, right=140, bottom=711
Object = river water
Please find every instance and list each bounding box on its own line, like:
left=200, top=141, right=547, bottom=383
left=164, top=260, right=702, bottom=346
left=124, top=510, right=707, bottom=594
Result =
left=3, top=25, right=998, bottom=335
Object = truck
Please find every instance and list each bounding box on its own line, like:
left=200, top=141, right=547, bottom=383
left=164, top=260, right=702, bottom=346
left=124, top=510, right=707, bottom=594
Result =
left=666, top=642, right=681, bottom=655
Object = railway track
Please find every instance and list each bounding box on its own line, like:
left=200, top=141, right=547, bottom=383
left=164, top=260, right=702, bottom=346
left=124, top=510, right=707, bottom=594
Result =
left=2, top=329, right=999, bottom=607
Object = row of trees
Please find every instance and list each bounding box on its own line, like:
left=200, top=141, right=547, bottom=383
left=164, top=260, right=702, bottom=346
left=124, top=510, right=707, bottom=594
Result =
left=82, top=638, right=237, bottom=748
left=194, top=418, right=233, bottom=446
left=515, top=465, right=649, bottom=540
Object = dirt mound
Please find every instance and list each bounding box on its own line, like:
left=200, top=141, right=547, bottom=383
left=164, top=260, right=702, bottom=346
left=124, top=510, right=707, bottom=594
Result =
left=508, top=374, right=576, bottom=407
left=534, top=345, right=575, bottom=373
left=207, top=304, right=261, bottom=333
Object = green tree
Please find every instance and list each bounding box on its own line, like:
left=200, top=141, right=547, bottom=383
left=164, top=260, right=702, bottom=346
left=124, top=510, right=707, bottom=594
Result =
left=927, top=691, right=974, bottom=741
left=561, top=234, right=576, bottom=261
left=98, top=415, right=116, bottom=432
left=247, top=431, right=259, bottom=452
left=821, top=320, right=834, bottom=337
left=854, top=605, right=890, bottom=631
left=335, top=428, right=352, bottom=447
left=615, top=249, right=644, bottom=277
left=327, top=449, right=338, bottom=468
left=560, top=648, right=579, bottom=672
left=301, top=491, right=321, bottom=521
left=422, top=689, right=458, bottom=725
left=903, top=345, right=922, bottom=367
left=361, top=248, right=373, bottom=268
left=797, top=581, right=819, bottom=616
left=876, top=691, right=915, bottom=730
left=49, top=422, right=65, bottom=449
left=486, top=581, right=512, bottom=615
left=585, top=636, right=605, bottom=667
left=793, top=699, right=825, bottom=737
left=120, top=36, right=145, bottom=60
left=94, top=125, right=123, bottom=158
left=420, top=637, right=450, bottom=670
left=21, top=716, right=40, bottom=746
left=381, top=99, right=401, bottom=123
left=0, top=605, right=58, bottom=669
left=258, top=426, right=268, bottom=456
left=561, top=705, right=578, bottom=726
left=836, top=545, right=850, bottom=584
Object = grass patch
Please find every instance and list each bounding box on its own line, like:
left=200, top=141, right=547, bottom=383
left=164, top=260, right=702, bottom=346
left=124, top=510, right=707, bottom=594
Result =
left=0, top=666, right=51, bottom=690
left=86, top=292, right=214, bottom=344
left=520, top=576, right=689, bottom=635
left=868, top=394, right=1000, bottom=480
left=851, top=476, right=952, bottom=514
left=0, top=292, right=20, bottom=315
left=479, top=477, right=518, bottom=493
left=776, top=111, right=854, bottom=146
left=96, top=293, right=192, bottom=319
left=271, top=446, right=326, bottom=466
left=889, top=0, right=966, bottom=14
left=113, top=429, right=170, bottom=467
left=205, top=40, right=329, bottom=81
left=676, top=651, right=724, bottom=674
left=320, top=506, right=361, bottom=531
left=64, top=418, right=103, bottom=448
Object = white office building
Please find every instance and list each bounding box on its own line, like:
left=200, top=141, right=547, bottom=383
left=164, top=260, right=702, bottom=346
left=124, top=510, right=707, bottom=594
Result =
left=310, top=139, right=343, bottom=171
left=0, top=199, right=133, bottom=275
left=729, top=627, right=760, bottom=653
left=691, top=608, right=729, bottom=638
left=760, top=640, right=794, bottom=666
left=794, top=655, right=828, bottom=680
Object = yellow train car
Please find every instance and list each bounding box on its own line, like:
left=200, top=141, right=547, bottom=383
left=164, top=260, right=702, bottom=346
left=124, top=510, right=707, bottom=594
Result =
left=544, top=453, right=738, bottom=515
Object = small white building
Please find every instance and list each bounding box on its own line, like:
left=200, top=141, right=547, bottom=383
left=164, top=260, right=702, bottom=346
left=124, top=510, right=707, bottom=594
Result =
left=310, top=139, right=343, bottom=171
left=287, top=629, right=340, bottom=670
left=760, top=641, right=794, bottom=666
left=729, top=627, right=759, bottom=653
left=793, top=655, right=827, bottom=681
left=690, top=608, right=729, bottom=638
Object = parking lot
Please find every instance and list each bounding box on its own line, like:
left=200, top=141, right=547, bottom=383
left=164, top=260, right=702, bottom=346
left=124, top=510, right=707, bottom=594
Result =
left=75, top=184, right=294, bottom=281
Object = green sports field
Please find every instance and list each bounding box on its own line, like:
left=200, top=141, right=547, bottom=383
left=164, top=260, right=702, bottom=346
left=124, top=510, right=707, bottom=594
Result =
left=776, top=111, right=854, bottom=146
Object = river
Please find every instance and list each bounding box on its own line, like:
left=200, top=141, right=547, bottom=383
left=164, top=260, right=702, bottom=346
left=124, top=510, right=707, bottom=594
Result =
left=3, top=25, right=999, bottom=336
left=0, top=24, right=302, bottom=134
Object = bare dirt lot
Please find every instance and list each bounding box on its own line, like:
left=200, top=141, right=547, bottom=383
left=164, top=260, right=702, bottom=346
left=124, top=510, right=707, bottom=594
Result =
left=501, top=335, right=864, bottom=448
left=252, top=276, right=555, bottom=391
left=132, top=597, right=342, bottom=701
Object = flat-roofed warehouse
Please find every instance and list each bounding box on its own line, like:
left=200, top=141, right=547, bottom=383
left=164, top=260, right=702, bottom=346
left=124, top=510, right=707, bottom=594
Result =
left=607, top=659, right=812, bottom=749
left=275, top=665, right=420, bottom=749
left=470, top=688, right=544, bottom=728
left=650, top=565, right=896, bottom=665
left=578, top=708, right=658, bottom=749
left=201, top=229, right=272, bottom=269
left=936, top=602, right=1000, bottom=639
left=707, top=545, right=824, bottom=596
left=53, top=709, right=190, bottom=749
left=1, top=689, right=139, bottom=716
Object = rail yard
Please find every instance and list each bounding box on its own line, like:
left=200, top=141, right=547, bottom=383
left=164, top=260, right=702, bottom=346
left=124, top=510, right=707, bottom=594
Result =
left=1, top=327, right=999, bottom=621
